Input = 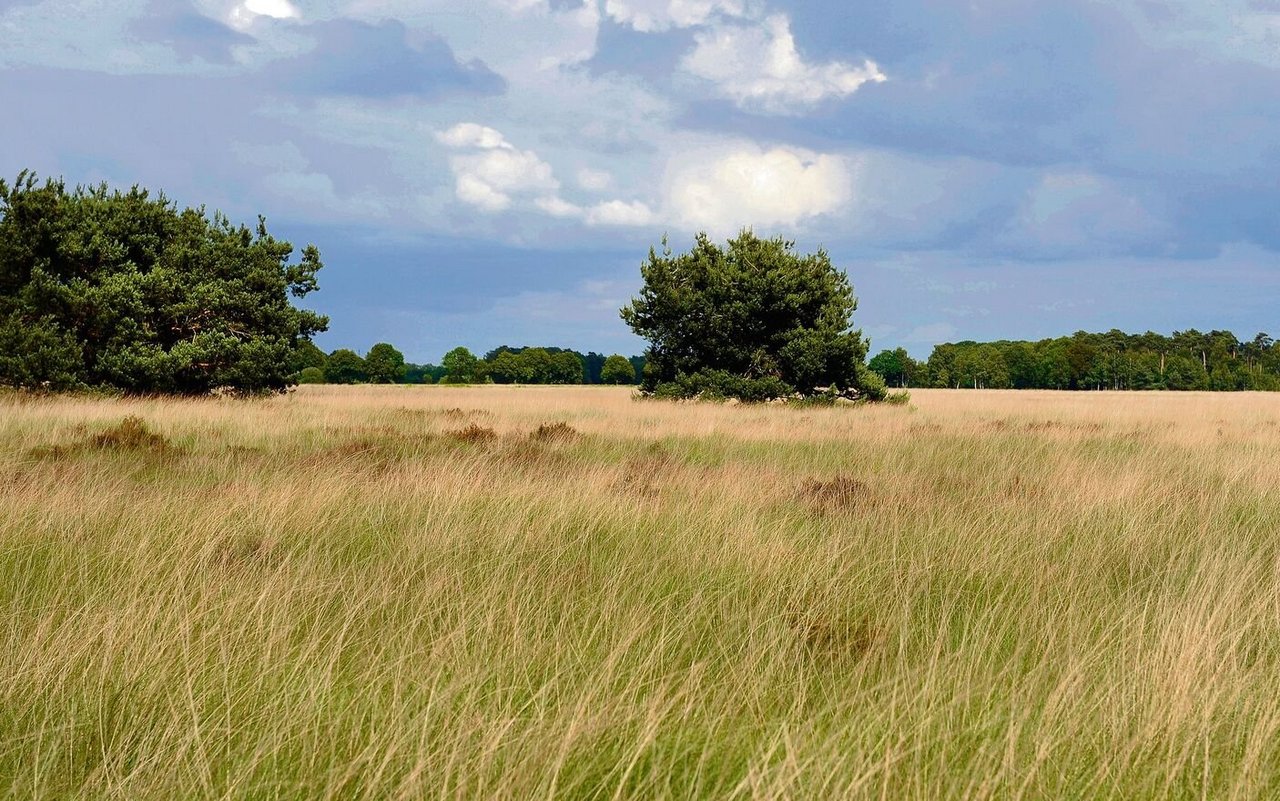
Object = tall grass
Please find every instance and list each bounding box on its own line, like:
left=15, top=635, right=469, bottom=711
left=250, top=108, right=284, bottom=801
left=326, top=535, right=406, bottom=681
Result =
left=2, top=386, right=1279, bottom=799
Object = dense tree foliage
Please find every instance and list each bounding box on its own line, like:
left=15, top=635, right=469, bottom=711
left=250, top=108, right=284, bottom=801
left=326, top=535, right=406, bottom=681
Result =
left=441, top=347, right=479, bottom=383
left=286, top=343, right=643, bottom=386
left=923, top=330, right=1280, bottom=390
left=364, top=342, right=406, bottom=384
left=323, top=349, right=365, bottom=384
left=868, top=347, right=925, bottom=388
left=621, top=232, right=884, bottom=401
left=600, top=354, right=636, bottom=385
left=483, top=346, right=580, bottom=384
left=0, top=172, right=327, bottom=394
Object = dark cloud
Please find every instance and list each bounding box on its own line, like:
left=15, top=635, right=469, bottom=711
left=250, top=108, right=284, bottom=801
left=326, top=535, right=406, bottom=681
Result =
left=130, top=2, right=254, bottom=65
left=268, top=19, right=505, bottom=100
left=669, top=1, right=1280, bottom=261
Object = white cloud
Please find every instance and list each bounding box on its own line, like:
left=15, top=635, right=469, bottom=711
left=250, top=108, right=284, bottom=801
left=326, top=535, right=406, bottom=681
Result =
left=437, top=123, right=559, bottom=213
left=682, top=14, right=885, bottom=113
left=535, top=195, right=583, bottom=218
left=230, top=0, right=300, bottom=29
left=665, top=143, right=851, bottom=235
left=532, top=196, right=655, bottom=227
left=586, top=200, right=655, bottom=226
left=436, top=123, right=509, bottom=150
left=603, top=0, right=749, bottom=32
left=438, top=122, right=654, bottom=225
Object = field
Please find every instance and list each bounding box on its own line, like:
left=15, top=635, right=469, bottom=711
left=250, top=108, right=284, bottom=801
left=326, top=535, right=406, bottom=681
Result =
left=2, top=386, right=1280, bottom=799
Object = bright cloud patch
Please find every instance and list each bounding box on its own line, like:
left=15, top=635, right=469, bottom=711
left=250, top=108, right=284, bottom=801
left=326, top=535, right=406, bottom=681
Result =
left=586, top=200, right=655, bottom=226
left=603, top=0, right=748, bottom=32
left=230, top=0, right=299, bottom=28
left=682, top=14, right=885, bottom=113
left=437, top=124, right=558, bottom=213
left=438, top=123, right=652, bottom=225
left=666, top=144, right=851, bottom=234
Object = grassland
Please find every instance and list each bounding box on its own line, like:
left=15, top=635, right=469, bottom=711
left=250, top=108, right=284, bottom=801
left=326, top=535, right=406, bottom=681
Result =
left=2, top=386, right=1279, bottom=799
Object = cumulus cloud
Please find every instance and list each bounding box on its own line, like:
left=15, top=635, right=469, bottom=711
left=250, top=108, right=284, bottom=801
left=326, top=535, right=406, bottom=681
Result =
left=603, top=0, right=748, bottom=32
left=682, top=14, right=885, bottom=113
left=437, top=123, right=509, bottom=150
left=586, top=199, right=655, bottom=226
left=437, top=123, right=558, bottom=213
left=665, top=143, right=851, bottom=235
left=438, top=123, right=654, bottom=225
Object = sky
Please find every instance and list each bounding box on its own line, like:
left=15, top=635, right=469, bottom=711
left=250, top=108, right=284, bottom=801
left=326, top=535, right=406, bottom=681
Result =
left=2, top=0, right=1278, bottom=362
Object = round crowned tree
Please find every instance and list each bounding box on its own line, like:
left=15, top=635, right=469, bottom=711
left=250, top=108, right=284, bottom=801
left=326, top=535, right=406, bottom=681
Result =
left=600, top=354, right=636, bottom=385
left=620, top=231, right=884, bottom=401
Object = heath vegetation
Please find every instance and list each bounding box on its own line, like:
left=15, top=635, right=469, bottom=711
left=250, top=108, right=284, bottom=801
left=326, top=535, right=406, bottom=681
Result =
left=3, top=385, right=1280, bottom=799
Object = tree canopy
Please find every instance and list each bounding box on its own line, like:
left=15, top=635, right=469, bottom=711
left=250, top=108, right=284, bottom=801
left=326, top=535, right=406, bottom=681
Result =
left=324, top=349, right=365, bottom=384
left=918, top=329, right=1280, bottom=391
left=620, top=231, right=884, bottom=401
left=0, top=172, right=327, bottom=394
left=600, top=354, right=636, bottom=385
left=364, top=343, right=406, bottom=384
left=442, top=347, right=479, bottom=383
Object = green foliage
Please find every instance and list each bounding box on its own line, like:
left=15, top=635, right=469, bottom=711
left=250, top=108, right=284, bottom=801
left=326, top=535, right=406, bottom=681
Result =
left=324, top=349, right=365, bottom=384
left=296, top=366, right=325, bottom=384
left=0, top=311, right=83, bottom=390
left=549, top=350, right=584, bottom=384
left=0, top=171, right=328, bottom=394
left=481, top=346, right=585, bottom=384
left=620, top=231, right=878, bottom=401
left=651, top=369, right=795, bottom=403
left=868, top=347, right=925, bottom=388
left=925, top=329, right=1280, bottom=391
left=289, top=340, right=327, bottom=375
left=364, top=343, right=406, bottom=384
left=441, top=347, right=479, bottom=383
left=600, top=354, right=637, bottom=385
left=403, top=363, right=440, bottom=384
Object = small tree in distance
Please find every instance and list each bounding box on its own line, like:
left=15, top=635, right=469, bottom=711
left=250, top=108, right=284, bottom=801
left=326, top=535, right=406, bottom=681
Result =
left=324, top=349, right=365, bottom=384
left=441, top=347, right=479, bottom=383
left=620, top=231, right=885, bottom=402
left=365, top=343, right=406, bottom=384
left=600, top=354, right=636, bottom=385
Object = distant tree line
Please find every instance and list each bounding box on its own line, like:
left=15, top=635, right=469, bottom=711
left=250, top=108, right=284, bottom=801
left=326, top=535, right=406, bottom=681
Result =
left=290, top=341, right=644, bottom=386
left=868, top=330, right=1280, bottom=391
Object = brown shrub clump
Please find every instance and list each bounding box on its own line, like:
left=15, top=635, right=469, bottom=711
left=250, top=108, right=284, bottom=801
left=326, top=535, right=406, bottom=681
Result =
left=92, top=416, right=172, bottom=452
left=31, top=416, right=174, bottom=460
left=529, top=422, right=579, bottom=443
left=799, top=475, right=870, bottom=513
left=450, top=424, right=498, bottom=444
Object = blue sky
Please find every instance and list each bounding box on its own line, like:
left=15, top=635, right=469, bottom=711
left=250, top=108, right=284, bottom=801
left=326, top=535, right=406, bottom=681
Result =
left=2, top=0, right=1277, bottom=361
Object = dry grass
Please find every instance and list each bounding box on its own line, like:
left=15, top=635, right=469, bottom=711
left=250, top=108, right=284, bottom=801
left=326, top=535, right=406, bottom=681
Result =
left=2, top=385, right=1280, bottom=799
